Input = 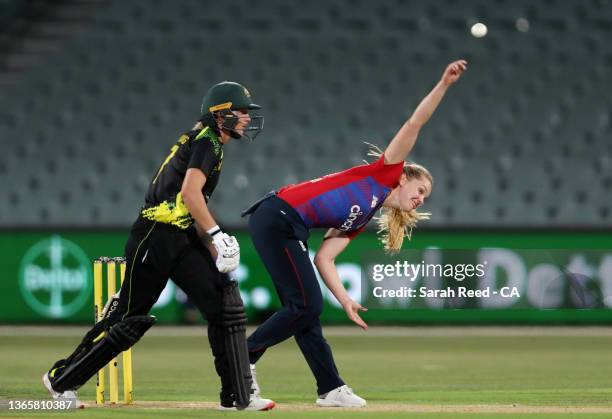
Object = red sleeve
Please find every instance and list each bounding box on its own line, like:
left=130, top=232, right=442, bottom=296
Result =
left=370, top=155, right=404, bottom=188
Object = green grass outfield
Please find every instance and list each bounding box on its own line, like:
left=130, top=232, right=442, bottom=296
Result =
left=2, top=326, right=612, bottom=418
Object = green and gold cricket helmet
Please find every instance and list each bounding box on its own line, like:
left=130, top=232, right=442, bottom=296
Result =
left=201, top=81, right=261, bottom=114
left=200, top=81, right=263, bottom=141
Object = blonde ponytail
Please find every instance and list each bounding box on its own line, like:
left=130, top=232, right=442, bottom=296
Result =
left=377, top=205, right=430, bottom=254
left=364, top=143, right=433, bottom=254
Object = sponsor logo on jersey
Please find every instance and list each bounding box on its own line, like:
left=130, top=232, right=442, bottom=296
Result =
left=371, top=195, right=379, bottom=208
left=339, top=205, right=363, bottom=231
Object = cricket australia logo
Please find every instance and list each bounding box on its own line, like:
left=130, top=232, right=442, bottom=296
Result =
left=339, top=205, right=363, bottom=231
left=18, top=235, right=91, bottom=319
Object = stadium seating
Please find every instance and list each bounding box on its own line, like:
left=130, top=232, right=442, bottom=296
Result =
left=0, top=0, right=610, bottom=227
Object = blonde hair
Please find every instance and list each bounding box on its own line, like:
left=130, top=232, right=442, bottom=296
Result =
left=365, top=143, right=433, bottom=254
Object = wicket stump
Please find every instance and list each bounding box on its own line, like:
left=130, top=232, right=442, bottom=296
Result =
left=93, top=257, right=133, bottom=405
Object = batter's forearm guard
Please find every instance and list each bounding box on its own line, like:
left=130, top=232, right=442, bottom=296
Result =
left=222, top=281, right=252, bottom=410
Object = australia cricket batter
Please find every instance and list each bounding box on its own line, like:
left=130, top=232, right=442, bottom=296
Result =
left=42, top=81, right=275, bottom=411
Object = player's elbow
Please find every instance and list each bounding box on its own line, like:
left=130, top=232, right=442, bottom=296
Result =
left=314, top=253, right=334, bottom=269
left=180, top=186, right=193, bottom=201
left=405, top=118, right=423, bottom=132
left=180, top=186, right=200, bottom=207
left=181, top=169, right=207, bottom=204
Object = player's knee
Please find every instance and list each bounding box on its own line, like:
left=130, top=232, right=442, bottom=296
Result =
left=107, top=315, right=156, bottom=351
left=307, top=301, right=323, bottom=318
left=304, top=292, right=324, bottom=318
left=292, top=303, right=322, bottom=322
left=50, top=315, right=156, bottom=393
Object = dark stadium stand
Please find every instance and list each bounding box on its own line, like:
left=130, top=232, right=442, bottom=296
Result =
left=0, top=0, right=610, bottom=227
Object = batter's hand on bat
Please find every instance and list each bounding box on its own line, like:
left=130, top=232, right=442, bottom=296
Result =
left=212, top=232, right=240, bottom=273
left=441, top=59, right=468, bottom=86
left=343, top=300, right=368, bottom=330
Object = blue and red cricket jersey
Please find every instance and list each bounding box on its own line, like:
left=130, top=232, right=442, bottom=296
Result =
left=277, top=155, right=404, bottom=239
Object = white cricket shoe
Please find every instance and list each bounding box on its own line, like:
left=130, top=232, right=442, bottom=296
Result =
left=316, top=385, right=366, bottom=407
left=42, top=373, right=84, bottom=409
left=217, top=395, right=276, bottom=411
left=217, top=365, right=275, bottom=412
left=244, top=364, right=275, bottom=410
left=244, top=395, right=276, bottom=411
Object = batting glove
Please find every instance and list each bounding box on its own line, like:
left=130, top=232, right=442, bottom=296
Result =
left=210, top=227, right=240, bottom=273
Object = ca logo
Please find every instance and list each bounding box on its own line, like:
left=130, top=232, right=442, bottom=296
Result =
left=19, top=235, right=91, bottom=319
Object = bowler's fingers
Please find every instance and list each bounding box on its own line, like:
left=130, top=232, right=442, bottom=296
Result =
left=450, top=60, right=468, bottom=74
left=349, top=306, right=368, bottom=329
left=352, top=314, right=368, bottom=330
